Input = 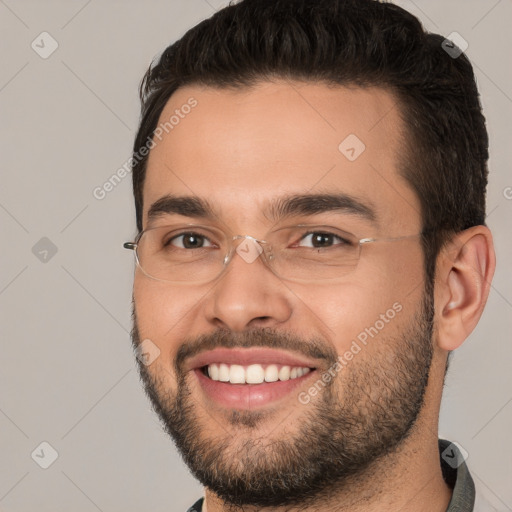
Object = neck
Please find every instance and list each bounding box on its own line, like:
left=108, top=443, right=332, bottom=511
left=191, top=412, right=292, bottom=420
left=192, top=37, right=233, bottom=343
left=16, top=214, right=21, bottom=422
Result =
left=202, top=428, right=452, bottom=512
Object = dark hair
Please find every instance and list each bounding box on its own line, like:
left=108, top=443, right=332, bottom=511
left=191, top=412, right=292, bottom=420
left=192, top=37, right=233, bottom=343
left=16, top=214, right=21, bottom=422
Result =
left=131, top=0, right=489, bottom=284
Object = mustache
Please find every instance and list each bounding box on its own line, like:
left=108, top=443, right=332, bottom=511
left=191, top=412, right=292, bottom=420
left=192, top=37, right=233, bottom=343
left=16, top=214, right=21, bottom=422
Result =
left=173, top=326, right=338, bottom=375
left=130, top=302, right=337, bottom=375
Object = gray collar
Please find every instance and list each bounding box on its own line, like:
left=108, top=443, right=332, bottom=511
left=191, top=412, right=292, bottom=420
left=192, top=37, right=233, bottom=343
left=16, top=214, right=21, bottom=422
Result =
left=439, top=439, right=475, bottom=511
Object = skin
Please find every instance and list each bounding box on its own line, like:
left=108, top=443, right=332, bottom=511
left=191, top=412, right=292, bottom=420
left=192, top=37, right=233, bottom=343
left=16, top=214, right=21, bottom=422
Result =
left=132, top=81, right=495, bottom=511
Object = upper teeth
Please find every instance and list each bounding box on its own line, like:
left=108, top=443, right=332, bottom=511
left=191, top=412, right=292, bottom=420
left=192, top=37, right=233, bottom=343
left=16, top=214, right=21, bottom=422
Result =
left=207, top=363, right=312, bottom=384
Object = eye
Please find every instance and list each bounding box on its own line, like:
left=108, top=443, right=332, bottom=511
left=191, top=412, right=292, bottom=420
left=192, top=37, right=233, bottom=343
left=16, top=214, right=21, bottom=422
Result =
left=297, top=231, right=352, bottom=249
left=166, top=232, right=214, bottom=249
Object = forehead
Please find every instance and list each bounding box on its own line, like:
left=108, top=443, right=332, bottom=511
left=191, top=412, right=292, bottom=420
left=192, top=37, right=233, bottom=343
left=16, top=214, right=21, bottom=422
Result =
left=143, top=81, right=421, bottom=234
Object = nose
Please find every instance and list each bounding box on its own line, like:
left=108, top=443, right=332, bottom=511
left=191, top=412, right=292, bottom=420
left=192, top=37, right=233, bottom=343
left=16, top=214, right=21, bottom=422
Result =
left=203, top=241, right=293, bottom=332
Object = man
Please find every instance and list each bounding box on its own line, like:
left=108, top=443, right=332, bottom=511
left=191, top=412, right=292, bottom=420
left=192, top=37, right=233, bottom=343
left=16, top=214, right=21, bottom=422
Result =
left=123, top=0, right=497, bottom=510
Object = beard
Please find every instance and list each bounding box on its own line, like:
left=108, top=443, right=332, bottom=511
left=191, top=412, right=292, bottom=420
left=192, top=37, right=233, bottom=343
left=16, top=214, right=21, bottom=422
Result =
left=131, top=289, right=434, bottom=508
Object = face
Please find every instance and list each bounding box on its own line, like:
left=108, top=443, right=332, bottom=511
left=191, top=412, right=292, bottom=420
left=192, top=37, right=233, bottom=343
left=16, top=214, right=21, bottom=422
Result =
left=131, top=81, right=433, bottom=507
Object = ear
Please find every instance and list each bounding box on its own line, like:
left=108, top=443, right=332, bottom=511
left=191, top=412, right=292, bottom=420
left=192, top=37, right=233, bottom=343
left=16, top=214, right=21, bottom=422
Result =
left=434, top=226, right=496, bottom=351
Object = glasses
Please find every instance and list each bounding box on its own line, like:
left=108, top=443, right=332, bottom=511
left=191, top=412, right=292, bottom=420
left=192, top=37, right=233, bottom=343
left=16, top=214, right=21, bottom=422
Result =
left=123, top=222, right=422, bottom=285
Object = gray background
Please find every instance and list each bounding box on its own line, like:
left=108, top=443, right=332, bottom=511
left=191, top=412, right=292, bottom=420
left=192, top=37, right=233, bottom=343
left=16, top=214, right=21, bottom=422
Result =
left=0, top=0, right=510, bottom=511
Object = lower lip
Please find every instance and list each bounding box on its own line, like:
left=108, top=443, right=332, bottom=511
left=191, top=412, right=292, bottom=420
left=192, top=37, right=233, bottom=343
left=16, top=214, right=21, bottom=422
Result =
left=193, top=368, right=317, bottom=410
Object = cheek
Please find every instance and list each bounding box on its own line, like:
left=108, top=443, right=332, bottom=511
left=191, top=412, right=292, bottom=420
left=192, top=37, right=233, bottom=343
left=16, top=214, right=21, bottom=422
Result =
left=287, top=247, right=424, bottom=353
left=289, top=283, right=401, bottom=351
left=133, top=277, right=203, bottom=367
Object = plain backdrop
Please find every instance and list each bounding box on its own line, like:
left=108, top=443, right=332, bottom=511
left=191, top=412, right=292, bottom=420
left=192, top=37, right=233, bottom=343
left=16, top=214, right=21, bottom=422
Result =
left=0, top=1, right=511, bottom=511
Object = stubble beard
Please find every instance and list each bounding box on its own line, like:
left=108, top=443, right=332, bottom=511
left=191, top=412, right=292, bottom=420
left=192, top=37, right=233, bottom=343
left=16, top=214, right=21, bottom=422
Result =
left=131, top=291, right=434, bottom=508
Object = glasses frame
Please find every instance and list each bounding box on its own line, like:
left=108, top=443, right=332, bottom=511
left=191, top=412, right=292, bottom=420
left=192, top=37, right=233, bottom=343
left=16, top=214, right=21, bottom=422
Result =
left=123, top=222, right=423, bottom=285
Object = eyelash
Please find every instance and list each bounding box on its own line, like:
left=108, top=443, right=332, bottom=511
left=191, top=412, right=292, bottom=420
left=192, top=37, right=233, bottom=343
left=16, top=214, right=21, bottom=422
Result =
left=297, top=231, right=353, bottom=247
left=165, top=230, right=353, bottom=249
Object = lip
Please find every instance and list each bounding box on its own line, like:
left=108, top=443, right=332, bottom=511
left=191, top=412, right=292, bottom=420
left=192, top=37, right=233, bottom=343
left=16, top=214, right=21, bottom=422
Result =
left=193, top=366, right=318, bottom=409
left=185, top=347, right=321, bottom=372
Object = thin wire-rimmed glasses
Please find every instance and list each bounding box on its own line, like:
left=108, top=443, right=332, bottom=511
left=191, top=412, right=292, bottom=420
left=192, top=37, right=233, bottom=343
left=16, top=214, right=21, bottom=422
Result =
left=123, top=223, right=422, bottom=285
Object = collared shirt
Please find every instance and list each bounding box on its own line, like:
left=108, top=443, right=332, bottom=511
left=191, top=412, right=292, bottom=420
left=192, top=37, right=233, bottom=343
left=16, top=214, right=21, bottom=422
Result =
left=186, top=439, right=498, bottom=512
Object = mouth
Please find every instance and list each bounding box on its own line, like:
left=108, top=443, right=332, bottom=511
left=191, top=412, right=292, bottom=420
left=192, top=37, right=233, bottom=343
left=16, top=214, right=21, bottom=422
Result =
left=189, top=348, right=320, bottom=410
left=187, top=347, right=322, bottom=410
left=199, top=363, right=315, bottom=384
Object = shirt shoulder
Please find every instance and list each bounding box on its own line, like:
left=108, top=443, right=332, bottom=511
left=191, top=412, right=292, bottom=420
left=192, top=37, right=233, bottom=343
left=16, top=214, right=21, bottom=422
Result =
left=439, top=439, right=508, bottom=512
left=440, top=439, right=475, bottom=511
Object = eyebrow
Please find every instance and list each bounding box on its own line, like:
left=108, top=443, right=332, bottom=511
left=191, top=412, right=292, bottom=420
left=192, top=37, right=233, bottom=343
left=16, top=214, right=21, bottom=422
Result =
left=146, top=192, right=377, bottom=226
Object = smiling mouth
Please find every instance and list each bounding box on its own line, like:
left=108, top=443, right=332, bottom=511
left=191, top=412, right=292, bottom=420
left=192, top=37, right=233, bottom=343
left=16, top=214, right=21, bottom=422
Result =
left=199, top=363, right=316, bottom=384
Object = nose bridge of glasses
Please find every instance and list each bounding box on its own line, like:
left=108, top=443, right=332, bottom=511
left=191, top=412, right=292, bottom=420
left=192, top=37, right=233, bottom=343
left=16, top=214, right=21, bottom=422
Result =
left=225, top=234, right=271, bottom=266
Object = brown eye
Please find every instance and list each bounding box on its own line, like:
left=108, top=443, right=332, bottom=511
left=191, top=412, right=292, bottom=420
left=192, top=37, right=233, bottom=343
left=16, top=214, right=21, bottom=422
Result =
left=166, top=232, right=213, bottom=249
left=298, top=232, right=351, bottom=249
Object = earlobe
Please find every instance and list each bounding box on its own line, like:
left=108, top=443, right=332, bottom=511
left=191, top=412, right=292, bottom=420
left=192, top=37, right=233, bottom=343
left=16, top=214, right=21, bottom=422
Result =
left=435, top=226, right=496, bottom=352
